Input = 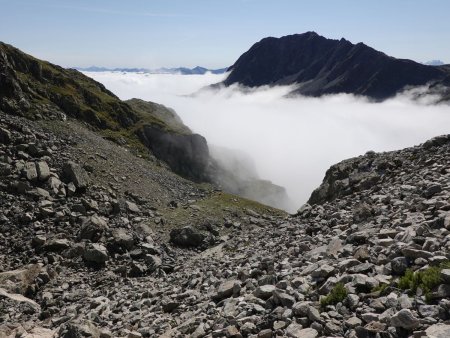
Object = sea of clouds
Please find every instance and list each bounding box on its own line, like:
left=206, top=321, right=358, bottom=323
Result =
left=84, top=71, right=450, bottom=212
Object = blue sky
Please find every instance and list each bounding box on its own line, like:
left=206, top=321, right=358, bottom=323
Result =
left=1, top=0, right=449, bottom=68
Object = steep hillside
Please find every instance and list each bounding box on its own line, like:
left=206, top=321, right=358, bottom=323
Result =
left=221, top=32, right=450, bottom=100
left=1, top=107, right=449, bottom=337
left=0, top=42, right=214, bottom=183
left=0, top=42, right=290, bottom=206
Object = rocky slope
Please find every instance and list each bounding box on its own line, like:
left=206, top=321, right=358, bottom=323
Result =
left=220, top=32, right=450, bottom=101
left=0, top=41, right=290, bottom=209
left=2, top=103, right=450, bottom=337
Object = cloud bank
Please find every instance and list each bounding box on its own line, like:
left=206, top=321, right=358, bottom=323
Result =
left=84, top=71, right=450, bottom=212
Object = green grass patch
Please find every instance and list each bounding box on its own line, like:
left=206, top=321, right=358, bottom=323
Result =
left=371, top=283, right=389, bottom=294
left=320, top=283, right=348, bottom=307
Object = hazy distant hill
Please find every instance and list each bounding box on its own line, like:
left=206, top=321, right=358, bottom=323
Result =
left=75, top=65, right=228, bottom=75
left=220, top=32, right=450, bottom=100
left=424, top=60, right=445, bottom=66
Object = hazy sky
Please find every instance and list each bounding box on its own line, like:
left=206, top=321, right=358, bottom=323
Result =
left=1, top=0, right=449, bottom=68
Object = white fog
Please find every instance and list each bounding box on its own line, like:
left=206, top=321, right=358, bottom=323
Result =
left=84, top=71, right=450, bottom=212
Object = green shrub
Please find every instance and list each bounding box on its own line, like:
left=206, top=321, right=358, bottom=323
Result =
left=320, top=283, right=348, bottom=307
left=372, top=283, right=389, bottom=294
left=397, top=261, right=450, bottom=302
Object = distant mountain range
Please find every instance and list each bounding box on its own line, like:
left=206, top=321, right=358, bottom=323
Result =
left=75, top=65, right=228, bottom=75
left=424, top=60, right=445, bottom=66
left=219, top=32, right=450, bottom=100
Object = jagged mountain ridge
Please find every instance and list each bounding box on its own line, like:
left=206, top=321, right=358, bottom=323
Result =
left=221, top=32, right=450, bottom=100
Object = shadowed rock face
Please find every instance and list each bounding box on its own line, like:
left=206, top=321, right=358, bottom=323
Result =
left=138, top=125, right=211, bottom=182
left=222, top=32, right=450, bottom=100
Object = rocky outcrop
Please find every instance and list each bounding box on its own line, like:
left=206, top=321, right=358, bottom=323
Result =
left=308, top=135, right=450, bottom=205
left=220, top=32, right=450, bottom=100
left=138, top=125, right=211, bottom=182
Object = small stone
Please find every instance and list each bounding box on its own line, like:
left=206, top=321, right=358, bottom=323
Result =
left=125, top=200, right=140, bottom=213
left=273, top=290, right=295, bottom=308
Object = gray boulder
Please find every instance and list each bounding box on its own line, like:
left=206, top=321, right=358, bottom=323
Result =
left=36, top=161, right=50, bottom=181
left=83, top=243, right=109, bottom=264
left=0, top=127, right=11, bottom=144
left=213, top=280, right=241, bottom=301
left=390, top=309, right=419, bottom=330
left=425, top=324, right=450, bottom=338
left=63, top=161, right=89, bottom=189
left=170, top=226, right=205, bottom=247
left=23, top=162, right=38, bottom=181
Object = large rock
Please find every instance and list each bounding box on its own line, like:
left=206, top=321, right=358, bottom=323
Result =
left=390, top=309, right=419, bottom=330
left=43, top=239, right=71, bottom=252
left=109, top=228, right=134, bottom=253
left=254, top=285, right=276, bottom=300
left=0, top=325, right=56, bottom=338
left=78, top=215, right=108, bottom=242
left=83, top=243, right=109, bottom=264
left=391, top=256, right=409, bottom=275
left=272, top=290, right=295, bottom=308
left=425, top=324, right=450, bottom=338
left=60, top=320, right=104, bottom=338
left=63, top=161, right=89, bottom=189
left=440, top=269, right=450, bottom=284
left=36, top=161, right=50, bottom=181
left=0, top=264, right=44, bottom=295
left=286, top=325, right=318, bottom=338
left=23, top=162, right=38, bottom=181
left=0, top=127, right=11, bottom=144
left=0, top=287, right=40, bottom=312
left=213, top=280, right=241, bottom=301
left=170, top=226, right=205, bottom=247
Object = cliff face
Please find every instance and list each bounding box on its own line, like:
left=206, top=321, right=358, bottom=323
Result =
left=222, top=32, right=450, bottom=100
left=138, top=125, right=211, bottom=182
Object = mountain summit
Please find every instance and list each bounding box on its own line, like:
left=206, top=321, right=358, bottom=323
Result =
left=222, top=32, right=450, bottom=100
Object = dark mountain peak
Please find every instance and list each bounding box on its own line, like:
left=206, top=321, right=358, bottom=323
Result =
left=222, top=32, right=450, bottom=100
